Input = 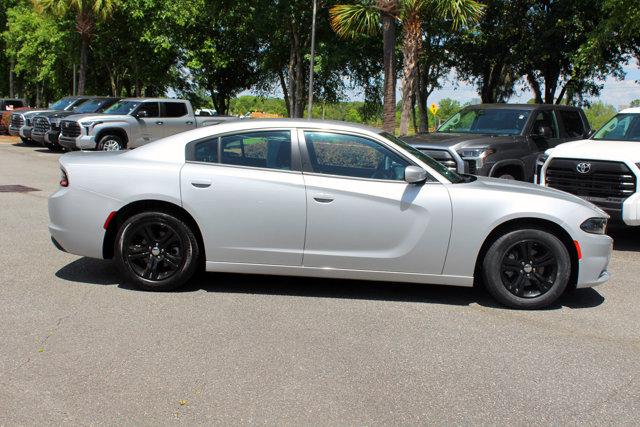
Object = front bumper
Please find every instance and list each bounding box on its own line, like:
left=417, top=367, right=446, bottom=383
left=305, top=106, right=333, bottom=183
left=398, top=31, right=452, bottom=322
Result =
left=576, top=233, right=613, bottom=288
left=8, top=125, right=21, bottom=137
left=59, top=135, right=95, bottom=150
left=45, top=130, right=61, bottom=146
left=31, top=130, right=46, bottom=144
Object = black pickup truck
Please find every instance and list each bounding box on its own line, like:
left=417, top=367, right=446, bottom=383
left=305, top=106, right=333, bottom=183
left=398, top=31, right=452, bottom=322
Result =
left=403, top=104, right=591, bottom=182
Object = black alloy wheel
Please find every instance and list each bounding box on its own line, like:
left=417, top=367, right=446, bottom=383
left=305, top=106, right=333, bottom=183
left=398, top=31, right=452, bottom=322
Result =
left=500, top=240, right=557, bottom=298
left=482, top=228, right=571, bottom=309
left=114, top=211, right=200, bottom=291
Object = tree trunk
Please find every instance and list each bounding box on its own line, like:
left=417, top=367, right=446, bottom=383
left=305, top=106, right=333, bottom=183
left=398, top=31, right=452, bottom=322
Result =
left=527, top=72, right=543, bottom=103
left=410, top=92, right=418, bottom=134
left=381, top=9, right=397, bottom=133
left=78, top=35, right=89, bottom=95
left=416, top=64, right=428, bottom=133
left=399, top=16, right=421, bottom=136
left=278, top=69, right=291, bottom=117
left=9, top=57, right=15, bottom=98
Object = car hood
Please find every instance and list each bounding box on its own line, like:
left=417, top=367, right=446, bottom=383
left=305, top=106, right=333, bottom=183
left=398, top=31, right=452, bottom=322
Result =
left=548, top=138, right=640, bottom=162
left=404, top=132, right=518, bottom=150
left=18, top=109, right=54, bottom=118
left=63, top=113, right=129, bottom=122
left=34, top=110, right=76, bottom=119
left=463, top=175, right=607, bottom=216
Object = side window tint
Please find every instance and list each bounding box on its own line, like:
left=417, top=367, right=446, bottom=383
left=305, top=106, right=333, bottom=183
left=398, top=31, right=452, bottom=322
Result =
left=163, top=102, right=188, bottom=117
left=303, top=131, right=409, bottom=180
left=188, top=137, right=219, bottom=163
left=220, top=131, right=291, bottom=170
left=137, top=102, right=159, bottom=117
left=558, top=110, right=585, bottom=138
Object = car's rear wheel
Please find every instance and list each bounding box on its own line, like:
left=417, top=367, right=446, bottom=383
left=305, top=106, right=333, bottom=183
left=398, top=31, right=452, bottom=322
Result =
left=114, top=211, right=200, bottom=291
left=98, top=134, right=124, bottom=151
left=482, top=228, right=571, bottom=309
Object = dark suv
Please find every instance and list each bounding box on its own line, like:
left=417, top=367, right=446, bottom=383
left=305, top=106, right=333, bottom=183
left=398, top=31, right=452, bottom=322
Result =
left=403, top=104, right=591, bottom=182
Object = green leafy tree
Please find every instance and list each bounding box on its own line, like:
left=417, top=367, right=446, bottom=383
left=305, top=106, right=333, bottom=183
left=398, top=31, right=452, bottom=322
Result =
left=34, top=0, right=118, bottom=95
left=630, top=99, right=640, bottom=108
left=584, top=101, right=617, bottom=130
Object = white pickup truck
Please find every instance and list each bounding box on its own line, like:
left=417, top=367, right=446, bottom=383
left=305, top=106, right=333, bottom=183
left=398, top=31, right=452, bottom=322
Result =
left=58, top=98, right=237, bottom=151
left=538, top=107, right=640, bottom=225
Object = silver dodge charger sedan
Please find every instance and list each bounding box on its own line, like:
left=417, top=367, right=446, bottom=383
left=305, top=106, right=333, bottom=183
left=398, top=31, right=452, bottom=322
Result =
left=48, top=119, right=612, bottom=309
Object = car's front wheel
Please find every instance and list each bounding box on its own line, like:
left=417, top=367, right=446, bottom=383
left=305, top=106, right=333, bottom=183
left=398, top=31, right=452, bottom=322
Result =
left=98, top=134, right=124, bottom=151
left=482, top=228, right=571, bottom=309
left=114, top=211, right=200, bottom=291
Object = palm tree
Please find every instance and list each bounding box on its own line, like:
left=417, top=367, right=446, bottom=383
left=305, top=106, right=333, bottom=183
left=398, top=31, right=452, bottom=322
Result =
left=398, top=0, right=483, bottom=135
left=330, top=0, right=399, bottom=133
left=34, top=0, right=117, bottom=95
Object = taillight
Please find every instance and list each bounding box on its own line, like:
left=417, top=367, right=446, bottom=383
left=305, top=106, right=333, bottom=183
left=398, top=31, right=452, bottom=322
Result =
left=60, top=168, right=68, bottom=187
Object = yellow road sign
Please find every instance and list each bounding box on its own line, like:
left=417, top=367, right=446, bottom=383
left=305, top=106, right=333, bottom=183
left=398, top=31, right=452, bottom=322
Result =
left=429, top=103, right=439, bottom=115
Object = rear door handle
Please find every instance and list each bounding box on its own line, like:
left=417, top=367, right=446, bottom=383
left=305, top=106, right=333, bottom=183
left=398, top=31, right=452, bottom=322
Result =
left=156, top=121, right=164, bottom=125
left=313, top=193, right=334, bottom=203
left=191, top=179, right=212, bottom=188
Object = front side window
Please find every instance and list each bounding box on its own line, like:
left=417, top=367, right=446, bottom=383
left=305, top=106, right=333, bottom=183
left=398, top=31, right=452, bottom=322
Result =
left=532, top=110, right=559, bottom=138
left=220, top=131, right=291, bottom=170
left=593, top=114, right=640, bottom=141
left=50, top=98, right=76, bottom=110
left=136, top=102, right=159, bottom=117
left=438, top=108, right=531, bottom=136
left=303, top=131, right=409, bottom=181
left=163, top=102, right=188, bottom=117
left=558, top=110, right=585, bottom=138
left=74, top=99, right=106, bottom=113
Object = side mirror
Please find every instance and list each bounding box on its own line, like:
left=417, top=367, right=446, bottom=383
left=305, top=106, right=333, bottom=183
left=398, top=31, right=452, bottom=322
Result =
left=135, top=110, right=149, bottom=119
left=404, top=166, right=428, bottom=184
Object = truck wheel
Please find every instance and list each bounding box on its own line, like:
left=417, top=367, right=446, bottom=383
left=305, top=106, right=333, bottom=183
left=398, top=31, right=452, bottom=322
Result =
left=482, top=228, right=571, bottom=309
left=20, top=137, right=31, bottom=144
left=98, top=135, right=124, bottom=151
left=497, top=173, right=516, bottom=180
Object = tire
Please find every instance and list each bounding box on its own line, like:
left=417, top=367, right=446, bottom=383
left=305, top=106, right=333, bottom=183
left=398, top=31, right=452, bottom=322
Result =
left=45, top=142, right=62, bottom=152
left=114, top=211, right=200, bottom=291
left=497, top=173, right=516, bottom=180
left=97, top=134, right=124, bottom=151
left=20, top=137, right=31, bottom=144
left=482, top=228, right=571, bottom=309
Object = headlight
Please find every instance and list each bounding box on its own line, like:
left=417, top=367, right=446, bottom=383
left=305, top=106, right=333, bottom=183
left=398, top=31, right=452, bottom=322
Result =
left=81, top=120, right=102, bottom=128
left=457, top=147, right=494, bottom=159
left=580, top=217, right=608, bottom=235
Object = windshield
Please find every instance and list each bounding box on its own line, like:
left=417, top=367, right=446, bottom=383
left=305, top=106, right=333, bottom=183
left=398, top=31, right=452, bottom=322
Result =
left=592, top=113, right=640, bottom=141
left=73, top=99, right=107, bottom=113
left=438, top=108, right=531, bottom=136
left=50, top=98, right=75, bottom=110
left=104, top=100, right=141, bottom=115
left=381, top=132, right=465, bottom=183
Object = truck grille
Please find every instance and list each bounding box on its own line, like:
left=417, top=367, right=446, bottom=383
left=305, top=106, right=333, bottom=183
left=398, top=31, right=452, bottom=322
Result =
left=33, top=117, right=50, bottom=134
left=546, top=158, right=636, bottom=218
left=419, top=149, right=458, bottom=172
left=10, top=114, right=24, bottom=128
left=60, top=120, right=81, bottom=138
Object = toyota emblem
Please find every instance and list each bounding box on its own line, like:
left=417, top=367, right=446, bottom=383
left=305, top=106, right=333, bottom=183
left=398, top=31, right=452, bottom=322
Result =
left=576, top=162, right=592, bottom=174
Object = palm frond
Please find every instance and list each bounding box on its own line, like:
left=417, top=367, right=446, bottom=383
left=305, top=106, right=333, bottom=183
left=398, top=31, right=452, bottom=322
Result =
left=434, top=0, right=484, bottom=29
left=330, top=3, right=381, bottom=39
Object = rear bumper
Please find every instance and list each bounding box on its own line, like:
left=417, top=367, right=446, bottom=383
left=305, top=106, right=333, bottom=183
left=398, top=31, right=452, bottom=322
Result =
left=576, top=233, right=613, bottom=288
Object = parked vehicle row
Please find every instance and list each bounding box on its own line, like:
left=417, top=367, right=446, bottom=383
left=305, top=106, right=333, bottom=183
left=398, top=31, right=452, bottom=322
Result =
left=48, top=119, right=612, bottom=310
left=8, top=96, right=237, bottom=151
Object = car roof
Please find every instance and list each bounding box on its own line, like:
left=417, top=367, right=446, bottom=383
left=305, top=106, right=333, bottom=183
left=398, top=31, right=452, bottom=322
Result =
left=620, top=107, right=640, bottom=114
left=464, top=103, right=581, bottom=110
left=119, top=98, right=186, bottom=102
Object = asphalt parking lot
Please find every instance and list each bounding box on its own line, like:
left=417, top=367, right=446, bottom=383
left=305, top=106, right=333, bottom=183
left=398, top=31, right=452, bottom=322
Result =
left=1, top=136, right=639, bottom=424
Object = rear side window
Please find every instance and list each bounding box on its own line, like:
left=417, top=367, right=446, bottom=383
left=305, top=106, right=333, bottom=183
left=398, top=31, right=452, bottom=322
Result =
left=558, top=110, right=585, bottom=138
left=220, top=131, right=291, bottom=170
left=163, top=102, right=188, bottom=117
left=190, top=137, right=219, bottom=163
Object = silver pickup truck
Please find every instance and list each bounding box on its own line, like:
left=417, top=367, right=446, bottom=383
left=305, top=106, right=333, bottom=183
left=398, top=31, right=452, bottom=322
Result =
left=58, top=98, right=237, bottom=151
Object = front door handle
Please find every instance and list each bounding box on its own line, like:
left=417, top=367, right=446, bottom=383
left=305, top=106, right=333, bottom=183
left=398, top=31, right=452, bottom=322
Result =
left=191, top=180, right=211, bottom=188
left=156, top=121, right=164, bottom=125
left=186, top=121, right=194, bottom=125
left=313, top=193, right=334, bottom=203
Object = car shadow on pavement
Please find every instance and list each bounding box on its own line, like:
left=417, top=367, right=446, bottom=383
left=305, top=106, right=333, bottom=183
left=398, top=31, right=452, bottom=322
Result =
left=56, top=257, right=605, bottom=310
left=608, top=225, right=640, bottom=252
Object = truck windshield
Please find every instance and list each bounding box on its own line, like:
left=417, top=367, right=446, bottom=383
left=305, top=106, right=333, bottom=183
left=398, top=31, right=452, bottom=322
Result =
left=381, top=132, right=465, bottom=183
left=50, top=98, right=75, bottom=110
left=104, top=101, right=141, bottom=115
left=73, top=99, right=106, bottom=113
left=593, top=114, right=640, bottom=141
left=438, top=108, right=531, bottom=136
